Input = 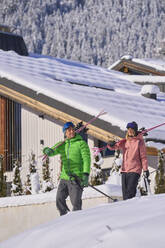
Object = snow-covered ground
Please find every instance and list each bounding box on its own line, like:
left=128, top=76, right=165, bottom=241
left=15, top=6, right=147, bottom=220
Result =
left=1, top=193, right=165, bottom=248
left=0, top=182, right=122, bottom=208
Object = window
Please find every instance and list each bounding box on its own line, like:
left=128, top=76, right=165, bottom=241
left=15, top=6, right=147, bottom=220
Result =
left=98, top=140, right=115, bottom=157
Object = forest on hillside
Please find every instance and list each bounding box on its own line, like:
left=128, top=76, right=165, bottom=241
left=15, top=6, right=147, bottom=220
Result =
left=0, top=0, right=165, bottom=67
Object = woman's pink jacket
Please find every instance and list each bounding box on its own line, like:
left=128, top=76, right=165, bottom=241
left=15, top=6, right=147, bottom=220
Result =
left=108, top=134, right=148, bottom=175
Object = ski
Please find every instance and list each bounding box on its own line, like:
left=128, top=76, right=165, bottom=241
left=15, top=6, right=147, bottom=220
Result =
left=93, top=121, right=165, bottom=154
left=141, top=122, right=165, bottom=135
left=42, top=110, right=107, bottom=161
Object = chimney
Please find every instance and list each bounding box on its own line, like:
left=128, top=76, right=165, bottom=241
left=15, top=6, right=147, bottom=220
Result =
left=140, top=85, right=160, bottom=100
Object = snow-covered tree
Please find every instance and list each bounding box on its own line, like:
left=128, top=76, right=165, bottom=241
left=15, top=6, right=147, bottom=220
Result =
left=42, top=156, right=54, bottom=192
left=24, top=174, right=31, bottom=195
left=90, top=152, right=104, bottom=186
left=0, top=155, right=7, bottom=197
left=155, top=150, right=165, bottom=194
left=155, top=38, right=165, bottom=58
left=11, top=160, right=23, bottom=196
left=0, top=0, right=165, bottom=67
left=106, top=150, right=122, bottom=186
left=24, top=152, right=40, bottom=195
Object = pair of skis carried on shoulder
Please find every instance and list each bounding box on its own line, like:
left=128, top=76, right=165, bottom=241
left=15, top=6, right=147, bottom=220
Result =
left=93, top=120, right=165, bottom=155
left=42, top=109, right=107, bottom=161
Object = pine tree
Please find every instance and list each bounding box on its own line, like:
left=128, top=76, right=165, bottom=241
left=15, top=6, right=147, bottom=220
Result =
left=106, top=150, right=122, bottom=185
left=24, top=174, right=31, bottom=195
left=0, top=155, right=7, bottom=197
left=155, top=150, right=165, bottom=194
left=42, top=156, right=54, bottom=192
left=11, top=160, right=23, bottom=196
left=29, top=152, right=40, bottom=194
left=24, top=152, right=40, bottom=195
left=90, top=152, right=104, bottom=186
left=155, top=38, right=165, bottom=58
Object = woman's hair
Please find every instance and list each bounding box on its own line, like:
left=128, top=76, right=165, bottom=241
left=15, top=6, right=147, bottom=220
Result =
left=125, top=129, right=136, bottom=139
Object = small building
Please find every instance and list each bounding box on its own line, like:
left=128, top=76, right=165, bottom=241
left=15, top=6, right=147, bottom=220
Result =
left=109, top=55, right=165, bottom=93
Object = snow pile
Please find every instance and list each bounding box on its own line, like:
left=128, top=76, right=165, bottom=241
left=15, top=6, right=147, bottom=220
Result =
left=1, top=193, right=165, bottom=248
left=30, top=172, right=40, bottom=194
left=121, top=55, right=133, bottom=60
left=140, top=85, right=160, bottom=95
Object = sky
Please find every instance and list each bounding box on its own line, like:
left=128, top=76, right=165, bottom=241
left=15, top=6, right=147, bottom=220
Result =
left=0, top=50, right=165, bottom=142
left=1, top=190, right=165, bottom=248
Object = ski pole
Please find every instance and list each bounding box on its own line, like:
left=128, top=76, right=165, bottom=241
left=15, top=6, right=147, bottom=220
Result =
left=42, top=110, right=107, bottom=161
left=89, top=184, right=118, bottom=202
left=143, top=175, right=151, bottom=195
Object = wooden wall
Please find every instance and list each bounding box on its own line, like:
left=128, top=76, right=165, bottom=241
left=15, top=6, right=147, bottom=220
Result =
left=0, top=96, right=6, bottom=158
left=0, top=96, right=21, bottom=171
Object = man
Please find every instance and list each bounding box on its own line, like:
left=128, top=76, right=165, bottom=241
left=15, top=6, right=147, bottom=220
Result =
left=43, top=122, right=91, bottom=216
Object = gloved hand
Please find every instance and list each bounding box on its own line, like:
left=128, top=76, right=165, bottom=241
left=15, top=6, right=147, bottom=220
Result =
left=81, top=173, right=89, bottom=187
left=139, top=127, right=148, bottom=136
left=43, top=147, right=54, bottom=156
left=108, top=140, right=116, bottom=147
left=143, top=170, right=150, bottom=178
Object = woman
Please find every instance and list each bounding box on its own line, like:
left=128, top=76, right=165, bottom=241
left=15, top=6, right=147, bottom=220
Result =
left=107, top=121, right=149, bottom=200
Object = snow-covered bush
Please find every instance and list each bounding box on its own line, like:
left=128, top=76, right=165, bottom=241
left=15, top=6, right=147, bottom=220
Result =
left=0, top=155, right=7, bottom=197
left=155, top=150, right=165, bottom=194
left=42, top=156, right=54, bottom=192
left=24, top=152, right=40, bottom=195
left=106, top=151, right=122, bottom=186
left=11, top=160, right=23, bottom=196
left=90, top=152, right=104, bottom=186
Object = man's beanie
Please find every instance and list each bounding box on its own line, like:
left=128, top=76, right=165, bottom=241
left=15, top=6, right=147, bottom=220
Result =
left=126, top=121, right=138, bottom=132
left=63, top=122, right=75, bottom=133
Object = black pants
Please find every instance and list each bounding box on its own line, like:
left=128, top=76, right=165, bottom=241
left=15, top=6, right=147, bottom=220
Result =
left=121, top=172, right=140, bottom=200
left=56, top=179, right=83, bottom=216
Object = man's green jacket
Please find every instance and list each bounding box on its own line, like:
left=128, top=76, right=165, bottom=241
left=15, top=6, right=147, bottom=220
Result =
left=44, top=134, right=91, bottom=180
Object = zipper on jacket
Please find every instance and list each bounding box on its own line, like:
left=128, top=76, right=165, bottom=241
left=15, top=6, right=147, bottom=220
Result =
left=67, top=140, right=71, bottom=175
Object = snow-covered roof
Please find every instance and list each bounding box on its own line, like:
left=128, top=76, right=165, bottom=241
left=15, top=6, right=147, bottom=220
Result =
left=109, top=56, right=165, bottom=73
left=0, top=50, right=165, bottom=142
left=133, top=58, right=165, bottom=72
left=117, top=74, right=165, bottom=84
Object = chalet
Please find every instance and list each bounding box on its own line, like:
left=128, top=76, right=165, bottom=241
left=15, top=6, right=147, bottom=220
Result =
left=109, top=55, right=165, bottom=93
left=0, top=30, right=165, bottom=194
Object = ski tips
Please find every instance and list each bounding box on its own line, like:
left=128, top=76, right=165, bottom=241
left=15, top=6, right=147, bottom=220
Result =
left=99, top=109, right=107, bottom=116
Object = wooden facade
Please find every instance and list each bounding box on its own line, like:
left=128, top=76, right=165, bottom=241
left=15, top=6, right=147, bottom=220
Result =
left=110, top=58, right=165, bottom=76
left=0, top=96, right=21, bottom=171
left=0, top=96, right=6, bottom=158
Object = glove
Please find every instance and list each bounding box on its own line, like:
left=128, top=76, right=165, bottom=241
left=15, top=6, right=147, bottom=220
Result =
left=144, top=170, right=149, bottom=178
left=108, top=140, right=116, bottom=147
left=81, top=173, right=89, bottom=187
left=139, top=127, right=148, bottom=136
left=43, top=147, right=54, bottom=156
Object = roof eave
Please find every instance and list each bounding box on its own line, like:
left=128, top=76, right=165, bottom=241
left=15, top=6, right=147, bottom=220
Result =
left=0, top=77, right=124, bottom=142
